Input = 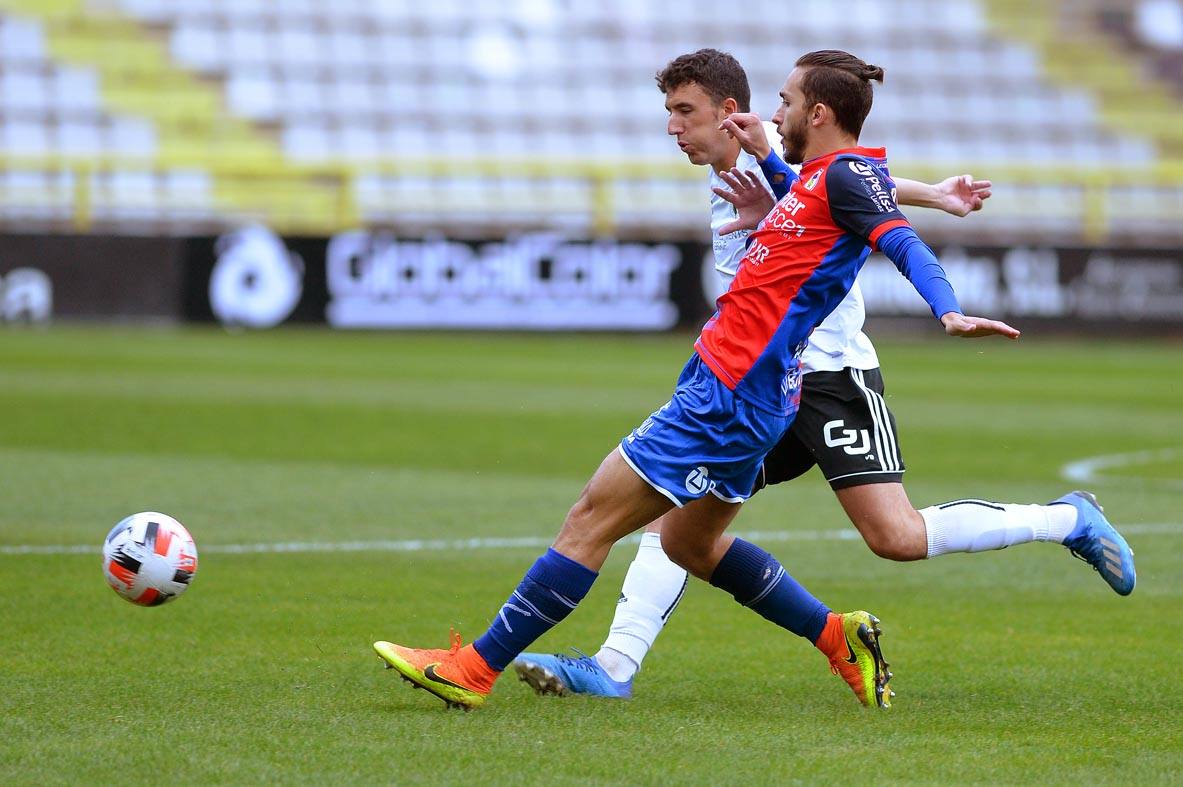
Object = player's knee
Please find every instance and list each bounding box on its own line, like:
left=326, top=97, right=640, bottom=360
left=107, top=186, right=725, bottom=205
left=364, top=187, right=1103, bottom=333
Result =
left=563, top=493, right=596, bottom=530
left=657, top=529, right=689, bottom=564
left=861, top=520, right=926, bottom=561
left=658, top=530, right=712, bottom=578
left=555, top=492, right=614, bottom=551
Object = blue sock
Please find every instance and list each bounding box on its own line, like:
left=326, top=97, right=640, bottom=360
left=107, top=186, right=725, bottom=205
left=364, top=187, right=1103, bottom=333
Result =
left=709, top=538, right=830, bottom=643
left=473, top=548, right=598, bottom=671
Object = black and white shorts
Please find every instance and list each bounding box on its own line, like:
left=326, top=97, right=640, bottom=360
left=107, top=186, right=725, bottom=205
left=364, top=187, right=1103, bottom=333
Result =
left=754, top=367, right=904, bottom=492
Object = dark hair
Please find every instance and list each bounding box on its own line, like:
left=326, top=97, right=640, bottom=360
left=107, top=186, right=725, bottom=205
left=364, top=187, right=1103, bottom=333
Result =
left=656, top=48, right=750, bottom=113
left=794, top=50, right=884, bottom=138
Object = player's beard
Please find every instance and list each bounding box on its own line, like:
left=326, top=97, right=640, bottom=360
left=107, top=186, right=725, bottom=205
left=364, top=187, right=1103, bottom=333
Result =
left=782, top=114, right=809, bottom=165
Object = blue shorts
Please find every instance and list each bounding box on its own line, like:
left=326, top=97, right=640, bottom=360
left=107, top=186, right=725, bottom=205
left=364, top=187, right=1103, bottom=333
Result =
left=618, top=354, right=791, bottom=507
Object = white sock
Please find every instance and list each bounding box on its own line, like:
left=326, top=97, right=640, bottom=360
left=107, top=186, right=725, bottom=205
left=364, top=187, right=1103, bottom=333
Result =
left=593, top=647, right=637, bottom=683
left=595, top=532, right=688, bottom=682
left=922, top=499, right=1078, bottom=558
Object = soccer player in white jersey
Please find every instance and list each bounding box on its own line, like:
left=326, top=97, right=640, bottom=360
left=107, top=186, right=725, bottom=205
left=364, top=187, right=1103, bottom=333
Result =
left=512, top=48, right=1136, bottom=700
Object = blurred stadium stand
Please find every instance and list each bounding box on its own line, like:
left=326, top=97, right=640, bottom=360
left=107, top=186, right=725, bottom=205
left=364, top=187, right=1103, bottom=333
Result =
left=0, top=0, right=1179, bottom=243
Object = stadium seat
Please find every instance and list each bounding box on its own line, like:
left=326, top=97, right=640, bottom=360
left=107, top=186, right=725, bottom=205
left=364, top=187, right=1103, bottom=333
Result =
left=56, top=119, right=104, bottom=156
left=52, top=67, right=101, bottom=111
left=282, top=121, right=332, bottom=161
left=0, top=17, right=46, bottom=62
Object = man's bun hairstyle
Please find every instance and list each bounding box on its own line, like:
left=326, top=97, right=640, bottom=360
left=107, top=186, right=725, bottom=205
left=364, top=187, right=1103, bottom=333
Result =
left=794, top=49, right=884, bottom=138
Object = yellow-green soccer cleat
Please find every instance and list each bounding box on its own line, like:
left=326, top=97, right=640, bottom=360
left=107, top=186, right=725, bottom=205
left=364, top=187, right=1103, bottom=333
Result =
left=373, top=631, right=493, bottom=711
left=827, top=611, right=893, bottom=709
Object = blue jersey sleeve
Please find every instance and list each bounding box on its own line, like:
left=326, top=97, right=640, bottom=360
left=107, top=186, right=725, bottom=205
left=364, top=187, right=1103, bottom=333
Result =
left=824, top=157, right=910, bottom=248
left=757, top=150, right=798, bottom=200
left=877, top=226, right=962, bottom=319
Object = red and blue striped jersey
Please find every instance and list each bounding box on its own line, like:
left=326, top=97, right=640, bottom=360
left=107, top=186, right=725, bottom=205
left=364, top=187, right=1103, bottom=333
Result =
left=694, top=146, right=909, bottom=415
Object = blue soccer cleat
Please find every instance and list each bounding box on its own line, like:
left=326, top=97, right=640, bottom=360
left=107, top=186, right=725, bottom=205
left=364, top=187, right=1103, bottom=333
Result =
left=513, top=650, right=633, bottom=699
left=1054, top=491, right=1136, bottom=596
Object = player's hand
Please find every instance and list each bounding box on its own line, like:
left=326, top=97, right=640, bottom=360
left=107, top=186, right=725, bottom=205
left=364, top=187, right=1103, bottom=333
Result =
left=712, top=168, right=776, bottom=234
left=935, top=174, right=992, bottom=217
left=940, top=312, right=1020, bottom=339
left=719, top=113, right=772, bottom=161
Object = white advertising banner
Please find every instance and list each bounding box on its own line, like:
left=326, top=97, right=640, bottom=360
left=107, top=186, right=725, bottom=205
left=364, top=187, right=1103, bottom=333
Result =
left=324, top=231, right=681, bottom=331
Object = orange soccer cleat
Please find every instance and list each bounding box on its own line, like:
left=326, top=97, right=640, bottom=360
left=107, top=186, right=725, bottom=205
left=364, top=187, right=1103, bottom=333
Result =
left=374, top=630, right=499, bottom=711
left=816, top=611, right=893, bottom=709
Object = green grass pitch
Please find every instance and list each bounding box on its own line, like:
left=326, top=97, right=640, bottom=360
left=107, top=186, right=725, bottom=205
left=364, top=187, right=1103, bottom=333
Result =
left=1, top=326, right=1180, bottom=784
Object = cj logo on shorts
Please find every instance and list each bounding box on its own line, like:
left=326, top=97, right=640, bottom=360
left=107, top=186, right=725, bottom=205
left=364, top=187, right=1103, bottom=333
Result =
left=823, top=419, right=871, bottom=455
left=685, top=466, right=712, bottom=495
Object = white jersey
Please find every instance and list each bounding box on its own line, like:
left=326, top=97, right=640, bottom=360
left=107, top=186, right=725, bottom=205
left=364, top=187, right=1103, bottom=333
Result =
left=707, top=124, right=879, bottom=374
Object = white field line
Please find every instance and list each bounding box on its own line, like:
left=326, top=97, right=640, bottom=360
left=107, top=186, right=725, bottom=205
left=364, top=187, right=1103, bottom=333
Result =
left=2, top=523, right=1178, bottom=556
left=1062, top=447, right=1183, bottom=486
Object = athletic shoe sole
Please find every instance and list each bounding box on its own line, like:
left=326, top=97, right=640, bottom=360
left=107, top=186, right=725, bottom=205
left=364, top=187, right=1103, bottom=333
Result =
left=855, top=614, right=894, bottom=709
left=514, top=659, right=572, bottom=697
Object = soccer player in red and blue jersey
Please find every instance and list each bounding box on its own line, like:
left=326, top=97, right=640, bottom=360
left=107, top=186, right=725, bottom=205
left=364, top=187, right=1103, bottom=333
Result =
left=372, top=50, right=1132, bottom=712
left=512, top=50, right=1135, bottom=704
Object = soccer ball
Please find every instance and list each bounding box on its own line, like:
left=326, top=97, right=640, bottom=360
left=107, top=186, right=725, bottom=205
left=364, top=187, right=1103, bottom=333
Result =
left=102, top=512, right=198, bottom=606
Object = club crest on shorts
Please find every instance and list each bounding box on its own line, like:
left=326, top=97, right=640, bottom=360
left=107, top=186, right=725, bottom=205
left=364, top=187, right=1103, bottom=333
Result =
left=685, top=466, right=711, bottom=495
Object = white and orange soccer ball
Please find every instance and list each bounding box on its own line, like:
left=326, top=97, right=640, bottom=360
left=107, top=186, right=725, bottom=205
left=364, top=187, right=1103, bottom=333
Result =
left=102, top=512, right=198, bottom=606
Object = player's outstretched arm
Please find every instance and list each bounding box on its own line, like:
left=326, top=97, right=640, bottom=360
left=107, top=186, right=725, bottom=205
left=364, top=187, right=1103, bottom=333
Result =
left=712, top=168, right=775, bottom=234
left=895, top=175, right=992, bottom=217
left=826, top=156, right=1017, bottom=340
left=878, top=225, right=1019, bottom=341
